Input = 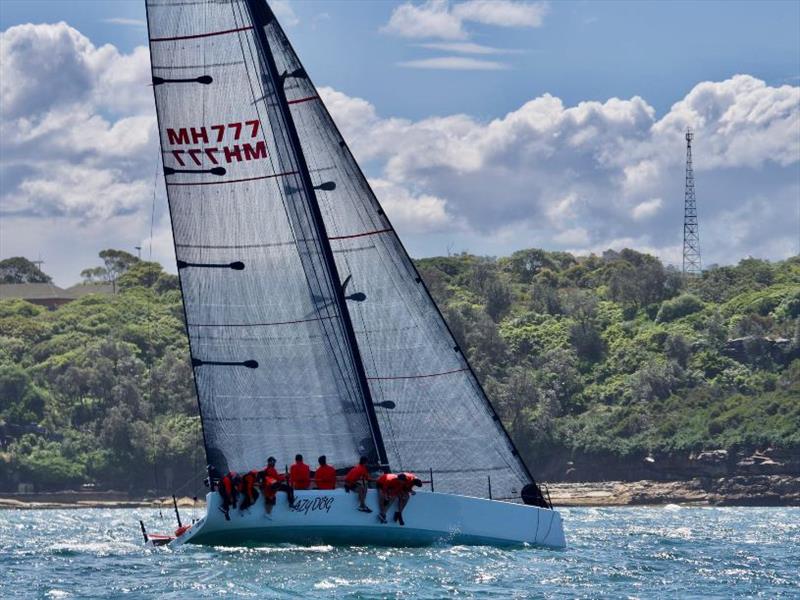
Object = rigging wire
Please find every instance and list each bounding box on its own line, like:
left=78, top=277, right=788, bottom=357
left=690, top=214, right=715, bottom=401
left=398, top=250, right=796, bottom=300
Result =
left=148, top=151, right=161, bottom=505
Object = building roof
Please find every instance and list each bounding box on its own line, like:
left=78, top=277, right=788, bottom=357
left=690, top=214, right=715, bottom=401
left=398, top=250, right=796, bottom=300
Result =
left=0, top=282, right=71, bottom=300
left=65, top=283, right=115, bottom=298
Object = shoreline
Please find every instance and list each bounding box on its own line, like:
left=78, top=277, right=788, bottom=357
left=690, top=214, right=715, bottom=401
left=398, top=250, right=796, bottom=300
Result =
left=1, top=476, right=798, bottom=509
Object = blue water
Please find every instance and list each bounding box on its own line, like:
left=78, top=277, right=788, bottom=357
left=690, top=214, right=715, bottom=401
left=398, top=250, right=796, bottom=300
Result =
left=2, top=506, right=797, bottom=598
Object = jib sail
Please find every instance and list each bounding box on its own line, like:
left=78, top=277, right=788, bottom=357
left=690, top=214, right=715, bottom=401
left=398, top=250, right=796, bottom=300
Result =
left=256, top=3, right=534, bottom=499
left=145, top=0, right=384, bottom=474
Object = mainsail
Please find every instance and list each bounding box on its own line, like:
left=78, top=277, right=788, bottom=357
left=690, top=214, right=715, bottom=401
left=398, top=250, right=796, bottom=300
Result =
left=147, top=0, right=534, bottom=500
left=146, top=0, right=382, bottom=474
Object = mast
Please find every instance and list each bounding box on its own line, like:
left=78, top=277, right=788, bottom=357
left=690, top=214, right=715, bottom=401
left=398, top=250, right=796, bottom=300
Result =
left=245, top=0, right=389, bottom=470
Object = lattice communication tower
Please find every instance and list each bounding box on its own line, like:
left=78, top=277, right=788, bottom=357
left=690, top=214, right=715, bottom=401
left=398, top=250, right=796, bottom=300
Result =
left=682, top=128, right=702, bottom=275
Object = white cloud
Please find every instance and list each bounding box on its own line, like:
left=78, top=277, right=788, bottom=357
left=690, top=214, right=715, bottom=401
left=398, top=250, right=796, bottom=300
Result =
left=631, top=198, right=663, bottom=220
left=1, top=22, right=157, bottom=283
left=553, top=227, right=590, bottom=246
left=271, top=0, right=299, bottom=27
left=384, top=0, right=548, bottom=39
left=452, top=0, right=548, bottom=28
left=385, top=1, right=545, bottom=70
left=398, top=56, right=510, bottom=70
left=370, top=179, right=459, bottom=233
left=1, top=21, right=797, bottom=285
left=322, top=76, right=799, bottom=266
left=382, top=0, right=466, bottom=40
left=546, top=193, right=580, bottom=222
left=416, top=41, right=518, bottom=55
left=102, top=18, right=146, bottom=27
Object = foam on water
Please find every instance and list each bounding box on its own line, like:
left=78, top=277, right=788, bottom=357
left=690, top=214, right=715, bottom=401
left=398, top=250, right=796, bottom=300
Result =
left=0, top=506, right=797, bottom=598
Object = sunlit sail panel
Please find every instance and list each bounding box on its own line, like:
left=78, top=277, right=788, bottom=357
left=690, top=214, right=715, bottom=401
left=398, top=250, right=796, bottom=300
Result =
left=258, top=7, right=533, bottom=499
left=146, top=0, right=379, bottom=473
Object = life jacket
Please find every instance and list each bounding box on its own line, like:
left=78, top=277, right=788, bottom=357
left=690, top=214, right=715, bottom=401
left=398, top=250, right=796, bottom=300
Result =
left=345, top=464, right=369, bottom=485
left=260, top=475, right=278, bottom=499
left=174, top=524, right=191, bottom=537
left=315, top=464, right=337, bottom=490
left=377, top=473, right=400, bottom=493
left=290, top=462, right=311, bottom=490
left=221, top=471, right=238, bottom=496
left=242, top=470, right=259, bottom=498
left=264, top=465, right=284, bottom=482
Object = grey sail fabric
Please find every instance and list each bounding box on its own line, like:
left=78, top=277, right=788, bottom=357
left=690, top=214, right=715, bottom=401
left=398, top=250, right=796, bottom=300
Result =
left=146, top=0, right=379, bottom=475
left=259, top=6, right=533, bottom=499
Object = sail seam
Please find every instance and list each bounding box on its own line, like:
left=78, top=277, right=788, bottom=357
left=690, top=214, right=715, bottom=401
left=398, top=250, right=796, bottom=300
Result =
left=188, top=315, right=334, bottom=327
left=287, top=95, right=319, bottom=105
left=367, top=367, right=468, bottom=381
left=150, top=26, right=253, bottom=42
left=328, top=227, right=393, bottom=241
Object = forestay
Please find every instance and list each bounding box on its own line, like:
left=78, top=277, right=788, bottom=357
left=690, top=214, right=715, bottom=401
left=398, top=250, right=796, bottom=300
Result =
left=146, top=0, right=380, bottom=474
left=258, top=5, right=533, bottom=499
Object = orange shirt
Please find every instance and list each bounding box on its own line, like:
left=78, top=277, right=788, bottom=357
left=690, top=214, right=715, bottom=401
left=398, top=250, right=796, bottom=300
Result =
left=315, top=464, right=337, bottom=490
left=289, top=462, right=311, bottom=490
left=345, top=464, right=370, bottom=485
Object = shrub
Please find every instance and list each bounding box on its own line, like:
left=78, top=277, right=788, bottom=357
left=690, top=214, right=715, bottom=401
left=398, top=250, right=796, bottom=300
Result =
left=656, top=294, right=704, bottom=323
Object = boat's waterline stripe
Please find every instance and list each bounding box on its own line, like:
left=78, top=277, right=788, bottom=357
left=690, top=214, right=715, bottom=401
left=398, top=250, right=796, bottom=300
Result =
left=167, top=170, right=298, bottom=187
left=367, top=367, right=468, bottom=381
left=150, top=26, right=253, bottom=42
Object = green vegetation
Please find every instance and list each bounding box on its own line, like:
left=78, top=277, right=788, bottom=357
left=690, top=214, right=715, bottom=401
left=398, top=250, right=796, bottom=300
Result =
left=0, top=249, right=798, bottom=491
left=417, top=249, right=799, bottom=466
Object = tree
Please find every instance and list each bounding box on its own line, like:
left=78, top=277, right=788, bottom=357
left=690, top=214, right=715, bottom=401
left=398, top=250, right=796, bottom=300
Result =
left=664, top=333, right=691, bottom=368
left=81, top=249, right=139, bottom=292
left=656, top=294, right=704, bottom=323
left=0, top=257, right=51, bottom=283
left=565, top=290, right=605, bottom=361
left=506, top=249, right=554, bottom=283
left=80, top=266, right=107, bottom=283
left=605, top=249, right=669, bottom=308
left=117, top=261, right=165, bottom=290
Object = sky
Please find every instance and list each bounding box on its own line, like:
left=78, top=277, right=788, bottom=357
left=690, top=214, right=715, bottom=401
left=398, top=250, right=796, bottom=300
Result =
left=1, top=0, right=798, bottom=286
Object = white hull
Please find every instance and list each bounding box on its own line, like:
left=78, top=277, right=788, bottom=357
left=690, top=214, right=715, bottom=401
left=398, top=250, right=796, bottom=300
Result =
left=172, top=490, right=566, bottom=549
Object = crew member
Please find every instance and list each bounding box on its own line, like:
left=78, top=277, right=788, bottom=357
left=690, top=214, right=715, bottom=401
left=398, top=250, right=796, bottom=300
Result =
left=238, top=469, right=260, bottom=512
left=289, top=454, right=311, bottom=490
left=394, top=472, right=423, bottom=526
left=344, top=456, right=372, bottom=512
left=257, top=470, right=295, bottom=517
left=314, top=455, right=337, bottom=490
left=376, top=472, right=422, bottom=525
left=205, top=464, right=220, bottom=491
left=263, top=456, right=285, bottom=482
left=218, top=471, right=239, bottom=521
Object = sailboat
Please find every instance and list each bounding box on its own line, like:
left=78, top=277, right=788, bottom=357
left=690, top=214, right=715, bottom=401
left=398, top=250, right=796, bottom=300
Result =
left=145, top=0, right=566, bottom=549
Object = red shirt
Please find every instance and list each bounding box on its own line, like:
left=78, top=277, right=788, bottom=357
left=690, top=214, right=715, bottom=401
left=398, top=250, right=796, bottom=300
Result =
left=376, top=473, right=403, bottom=496
left=315, top=464, right=337, bottom=490
left=264, top=465, right=285, bottom=482
left=345, top=464, right=370, bottom=485
left=260, top=476, right=278, bottom=498
left=290, top=462, right=311, bottom=489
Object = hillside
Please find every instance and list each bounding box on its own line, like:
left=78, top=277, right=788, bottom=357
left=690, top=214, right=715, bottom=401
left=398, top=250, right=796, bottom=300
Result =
left=0, top=250, right=798, bottom=493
